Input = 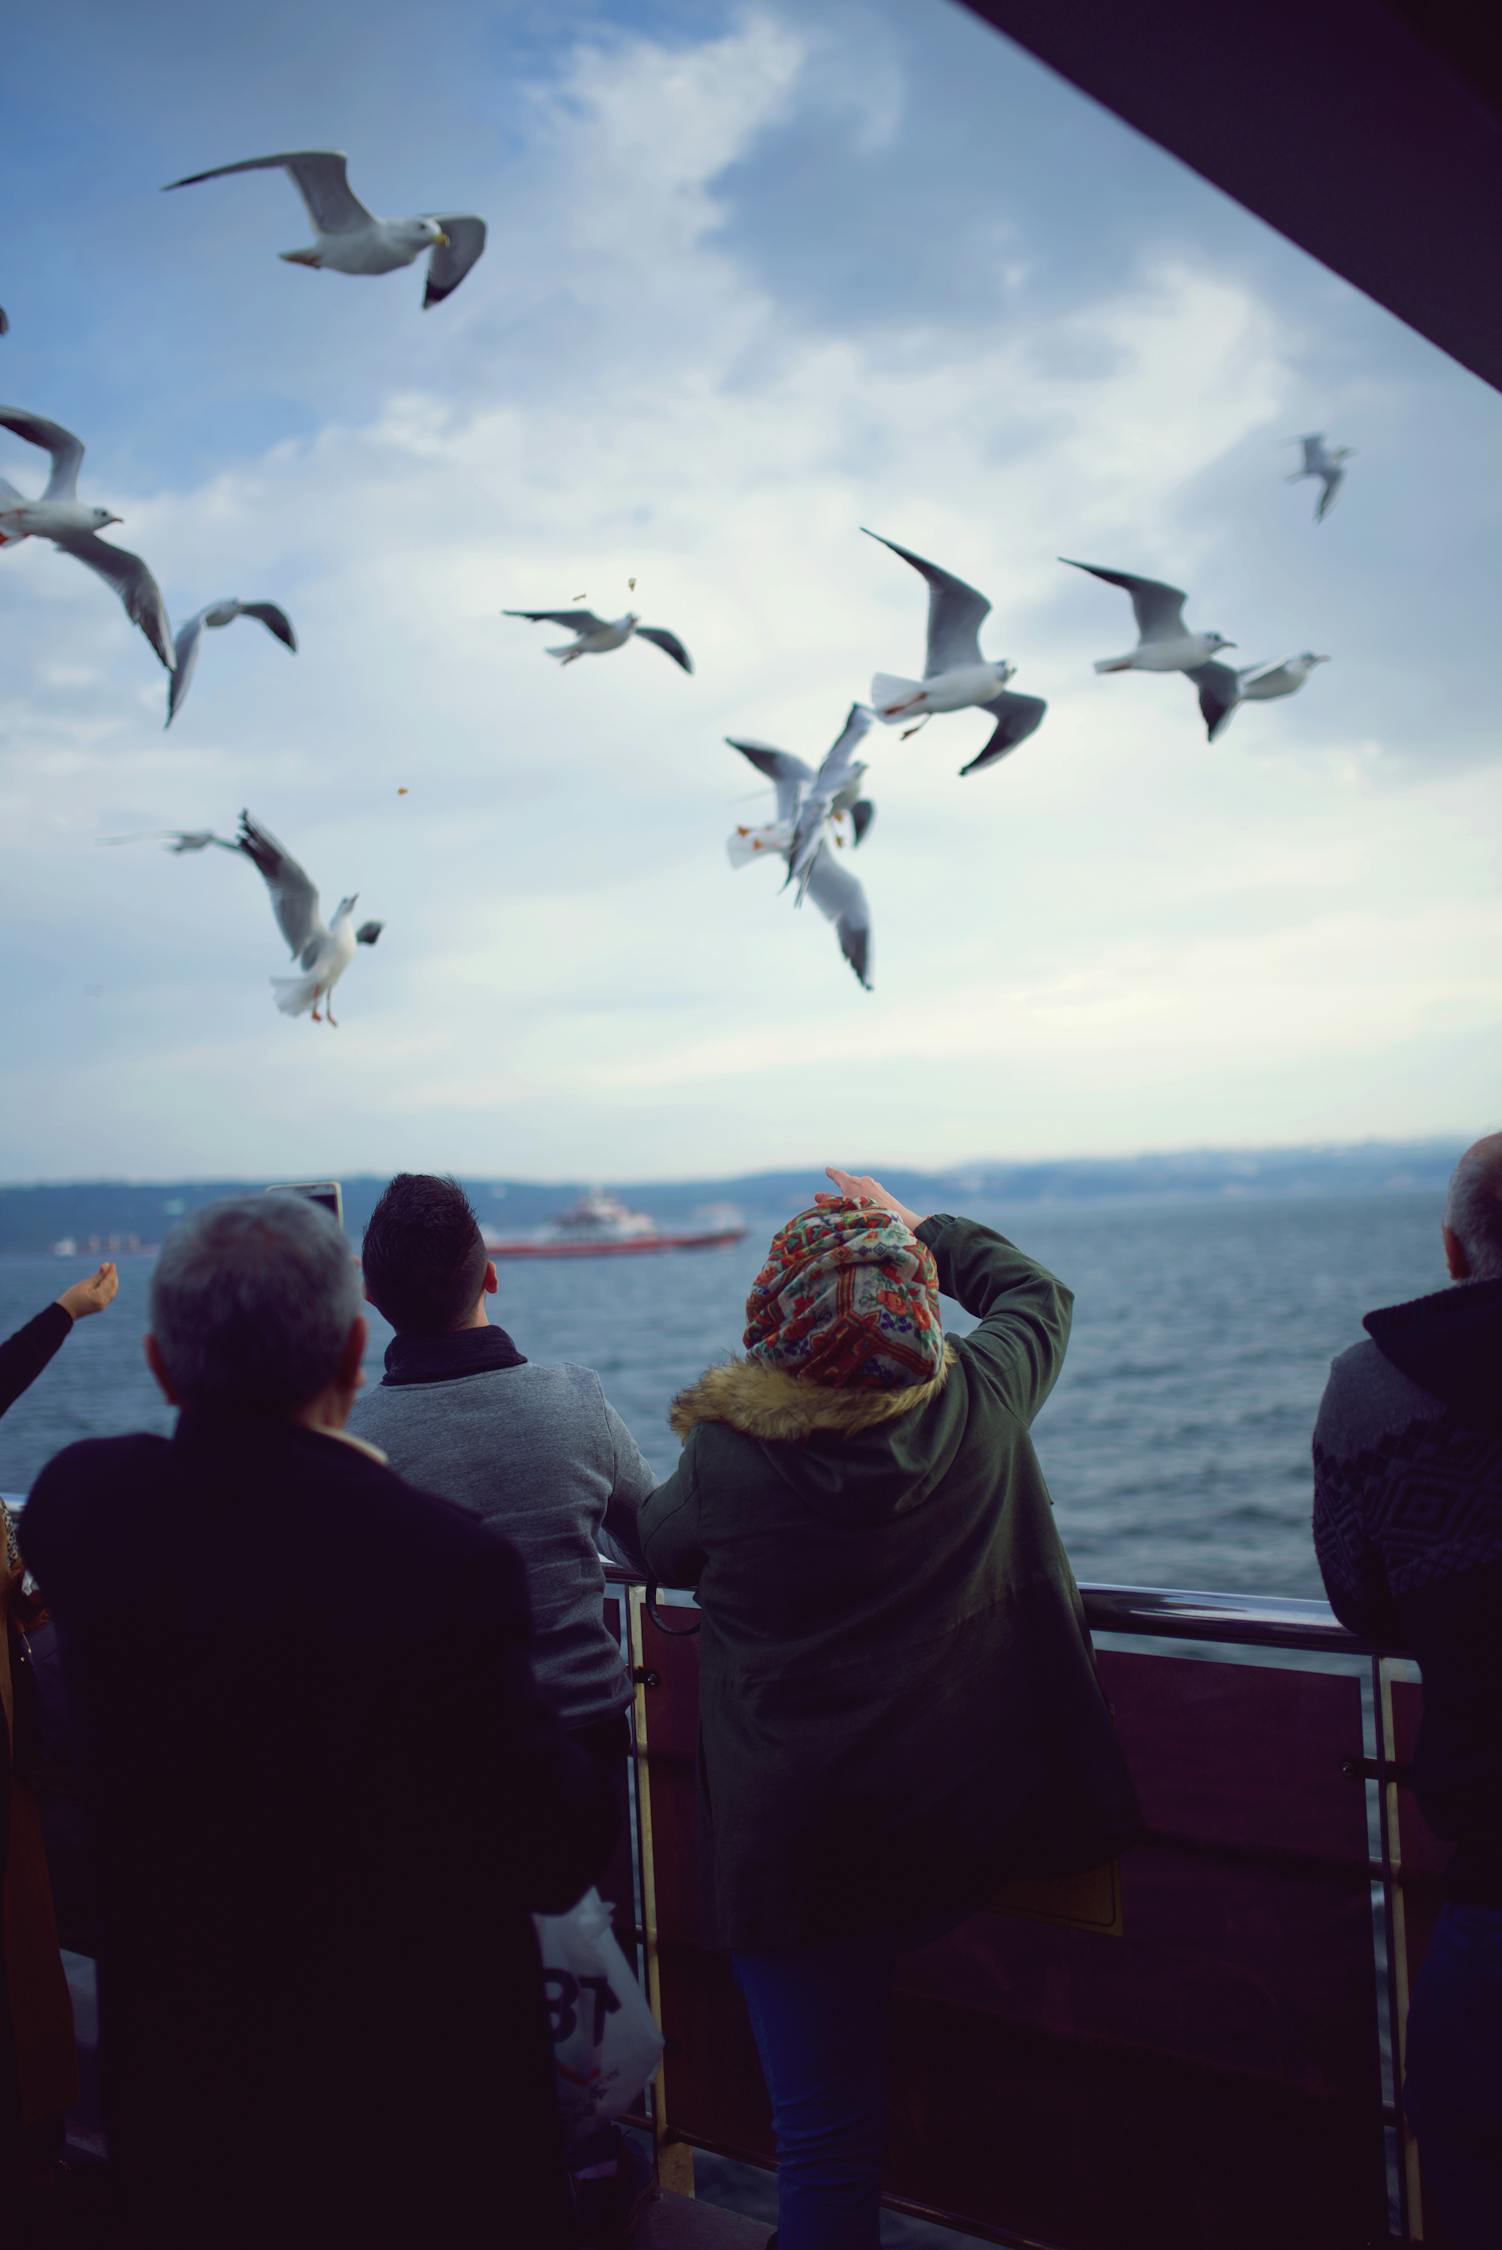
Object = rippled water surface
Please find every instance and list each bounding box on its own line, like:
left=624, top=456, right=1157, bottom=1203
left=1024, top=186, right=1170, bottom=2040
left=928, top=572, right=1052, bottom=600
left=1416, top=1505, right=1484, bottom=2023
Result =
left=0, top=1190, right=1442, bottom=1599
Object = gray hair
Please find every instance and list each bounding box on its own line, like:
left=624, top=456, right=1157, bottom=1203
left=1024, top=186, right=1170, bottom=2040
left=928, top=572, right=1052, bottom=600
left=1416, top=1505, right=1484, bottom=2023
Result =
left=1444, top=1134, right=1502, bottom=1282
left=150, top=1194, right=362, bottom=1414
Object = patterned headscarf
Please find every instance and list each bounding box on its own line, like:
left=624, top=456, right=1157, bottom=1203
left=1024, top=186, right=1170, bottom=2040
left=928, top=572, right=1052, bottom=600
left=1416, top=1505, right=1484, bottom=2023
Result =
left=744, top=1197, right=943, bottom=1389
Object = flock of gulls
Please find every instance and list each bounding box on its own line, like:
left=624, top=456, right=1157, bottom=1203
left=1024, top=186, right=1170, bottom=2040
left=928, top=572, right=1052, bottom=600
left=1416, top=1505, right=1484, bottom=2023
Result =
left=2, top=143, right=1353, bottom=1009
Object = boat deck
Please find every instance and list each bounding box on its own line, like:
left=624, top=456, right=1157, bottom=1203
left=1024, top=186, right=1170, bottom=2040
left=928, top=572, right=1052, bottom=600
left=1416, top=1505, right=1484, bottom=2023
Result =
left=640, top=2191, right=769, bottom=2248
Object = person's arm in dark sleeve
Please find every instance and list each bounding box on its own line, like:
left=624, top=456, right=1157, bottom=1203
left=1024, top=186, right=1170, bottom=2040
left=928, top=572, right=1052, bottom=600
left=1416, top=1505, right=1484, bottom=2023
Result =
left=639, top=1448, right=707, bottom=1590
left=0, top=1304, right=73, bottom=1421
left=918, top=1213, right=1074, bottom=1425
left=596, top=1393, right=653, bottom=1576
left=1312, top=1376, right=1402, bottom=1647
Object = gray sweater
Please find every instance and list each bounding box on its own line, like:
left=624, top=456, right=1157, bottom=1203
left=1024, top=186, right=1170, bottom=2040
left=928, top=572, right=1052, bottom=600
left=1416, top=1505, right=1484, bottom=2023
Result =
left=351, top=1352, right=655, bottom=1726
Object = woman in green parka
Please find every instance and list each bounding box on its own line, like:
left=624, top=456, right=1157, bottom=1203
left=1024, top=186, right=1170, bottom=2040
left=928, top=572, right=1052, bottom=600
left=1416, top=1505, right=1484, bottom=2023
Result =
left=639, top=1168, right=1141, bottom=2250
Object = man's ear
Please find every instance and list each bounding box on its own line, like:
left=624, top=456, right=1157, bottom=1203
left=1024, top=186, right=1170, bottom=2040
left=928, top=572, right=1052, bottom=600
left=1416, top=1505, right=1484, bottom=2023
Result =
left=337, top=1315, right=368, bottom=1397
left=1443, top=1224, right=1470, bottom=1281
left=144, top=1332, right=180, bottom=1406
left=483, top=1260, right=499, bottom=1297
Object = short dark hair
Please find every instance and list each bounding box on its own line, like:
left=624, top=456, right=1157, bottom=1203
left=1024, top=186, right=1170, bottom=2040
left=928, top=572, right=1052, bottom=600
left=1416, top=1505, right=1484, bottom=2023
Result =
left=361, top=1174, right=488, bottom=1336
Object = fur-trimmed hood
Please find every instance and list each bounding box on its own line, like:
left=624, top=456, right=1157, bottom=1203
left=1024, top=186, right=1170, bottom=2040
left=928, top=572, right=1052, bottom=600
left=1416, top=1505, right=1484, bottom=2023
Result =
left=670, top=1338, right=958, bottom=1444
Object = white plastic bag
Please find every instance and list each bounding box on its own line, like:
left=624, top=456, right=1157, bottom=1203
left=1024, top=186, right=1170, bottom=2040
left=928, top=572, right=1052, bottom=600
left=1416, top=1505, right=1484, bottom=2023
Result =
left=533, top=1888, right=664, bottom=2134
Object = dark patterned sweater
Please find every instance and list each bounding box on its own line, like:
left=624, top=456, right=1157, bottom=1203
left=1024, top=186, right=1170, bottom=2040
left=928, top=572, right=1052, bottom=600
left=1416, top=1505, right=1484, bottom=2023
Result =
left=1313, top=1275, right=1502, bottom=1902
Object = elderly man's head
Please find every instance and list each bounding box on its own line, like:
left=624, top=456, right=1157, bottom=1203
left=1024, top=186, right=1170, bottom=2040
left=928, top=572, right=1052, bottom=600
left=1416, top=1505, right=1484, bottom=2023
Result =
left=1443, top=1134, right=1502, bottom=1283
left=147, top=1194, right=365, bottom=1422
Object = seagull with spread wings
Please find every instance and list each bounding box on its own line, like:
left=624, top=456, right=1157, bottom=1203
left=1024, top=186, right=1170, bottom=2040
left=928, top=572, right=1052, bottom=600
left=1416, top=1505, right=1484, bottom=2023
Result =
left=167, top=598, right=297, bottom=727
left=863, top=528, right=1046, bottom=775
left=1061, top=559, right=1236, bottom=676
left=164, top=812, right=383, bottom=1025
left=1287, top=433, right=1354, bottom=523
left=163, top=150, right=486, bottom=309
left=1186, top=652, right=1332, bottom=743
left=0, top=407, right=173, bottom=668
left=502, top=606, right=692, bottom=673
left=725, top=705, right=876, bottom=989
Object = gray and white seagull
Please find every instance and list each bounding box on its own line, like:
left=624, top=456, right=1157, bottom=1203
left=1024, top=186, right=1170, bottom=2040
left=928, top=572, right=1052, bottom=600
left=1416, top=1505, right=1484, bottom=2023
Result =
left=167, top=598, right=297, bottom=727
left=1288, top=433, right=1354, bottom=523
left=1061, top=558, right=1236, bottom=677
left=163, top=811, right=383, bottom=1025
left=502, top=605, right=693, bottom=673
left=863, top=528, right=1046, bottom=776
left=1186, top=652, right=1332, bottom=743
left=163, top=150, right=487, bottom=309
left=725, top=703, right=876, bottom=989
left=0, top=407, right=173, bottom=668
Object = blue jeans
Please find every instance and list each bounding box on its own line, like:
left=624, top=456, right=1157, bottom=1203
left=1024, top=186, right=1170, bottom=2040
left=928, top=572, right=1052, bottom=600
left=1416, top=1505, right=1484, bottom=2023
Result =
left=733, top=1938, right=898, bottom=2250
left=1404, top=1902, right=1502, bottom=2249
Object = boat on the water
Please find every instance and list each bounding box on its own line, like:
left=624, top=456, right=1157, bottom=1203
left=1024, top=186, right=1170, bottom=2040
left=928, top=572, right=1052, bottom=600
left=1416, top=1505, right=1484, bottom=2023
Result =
left=484, top=1189, right=746, bottom=1261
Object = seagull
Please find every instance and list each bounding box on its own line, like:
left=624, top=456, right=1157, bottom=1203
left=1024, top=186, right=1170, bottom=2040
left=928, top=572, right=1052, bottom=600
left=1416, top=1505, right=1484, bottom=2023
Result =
left=164, top=812, right=383, bottom=1025
left=167, top=598, right=297, bottom=727
left=1288, top=434, right=1354, bottom=523
left=1187, top=653, right=1331, bottom=743
left=502, top=607, right=692, bottom=673
left=0, top=307, right=8, bottom=336
left=725, top=706, right=875, bottom=988
left=1061, top=559, right=1235, bottom=676
left=163, top=150, right=486, bottom=309
left=0, top=408, right=173, bottom=668
left=862, top=528, right=1046, bottom=774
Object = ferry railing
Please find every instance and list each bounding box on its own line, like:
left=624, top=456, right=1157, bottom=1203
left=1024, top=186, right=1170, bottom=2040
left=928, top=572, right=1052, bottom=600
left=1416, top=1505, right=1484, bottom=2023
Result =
left=604, top=1572, right=1446, bottom=2250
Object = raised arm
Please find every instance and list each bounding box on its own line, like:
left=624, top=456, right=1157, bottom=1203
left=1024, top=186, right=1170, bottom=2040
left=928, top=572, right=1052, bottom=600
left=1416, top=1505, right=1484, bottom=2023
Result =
left=0, top=1306, right=73, bottom=1420
left=917, top=1214, right=1073, bottom=1423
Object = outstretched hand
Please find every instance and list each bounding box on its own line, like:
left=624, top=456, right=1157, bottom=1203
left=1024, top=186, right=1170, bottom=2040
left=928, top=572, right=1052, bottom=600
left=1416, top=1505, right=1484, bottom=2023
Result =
left=57, top=1262, right=119, bottom=1321
left=821, top=1168, right=928, bottom=1234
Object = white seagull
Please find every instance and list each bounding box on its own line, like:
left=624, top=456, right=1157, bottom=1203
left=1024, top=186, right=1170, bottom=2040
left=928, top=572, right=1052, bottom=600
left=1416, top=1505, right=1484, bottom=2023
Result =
left=167, top=598, right=297, bottom=727
left=165, top=811, right=383, bottom=1025
left=1061, top=559, right=1236, bottom=676
left=0, top=408, right=173, bottom=668
left=1288, top=434, right=1354, bottom=523
left=1187, top=653, right=1332, bottom=743
left=725, top=704, right=876, bottom=988
left=862, top=529, right=1046, bottom=775
left=502, top=606, right=692, bottom=673
left=163, top=150, right=486, bottom=309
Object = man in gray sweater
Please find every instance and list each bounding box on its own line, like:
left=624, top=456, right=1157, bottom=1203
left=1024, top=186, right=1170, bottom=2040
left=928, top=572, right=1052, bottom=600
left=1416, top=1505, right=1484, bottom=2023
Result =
left=350, top=1173, right=654, bottom=1775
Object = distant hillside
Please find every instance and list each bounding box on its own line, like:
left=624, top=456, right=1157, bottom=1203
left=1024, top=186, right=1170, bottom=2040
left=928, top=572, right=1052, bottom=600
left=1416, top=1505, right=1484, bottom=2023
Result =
left=0, top=1139, right=1464, bottom=1255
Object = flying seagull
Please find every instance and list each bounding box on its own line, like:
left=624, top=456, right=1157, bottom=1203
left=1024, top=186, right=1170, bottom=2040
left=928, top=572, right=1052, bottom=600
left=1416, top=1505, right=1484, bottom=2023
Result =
left=0, top=408, right=173, bottom=668
left=862, top=528, right=1046, bottom=775
left=725, top=705, right=875, bottom=988
left=165, top=812, right=383, bottom=1025
left=163, top=150, right=486, bottom=309
left=502, top=607, right=692, bottom=673
left=1187, top=653, right=1332, bottom=743
left=1288, top=433, right=1354, bottom=523
left=167, top=598, right=297, bottom=727
left=1061, top=559, right=1235, bottom=676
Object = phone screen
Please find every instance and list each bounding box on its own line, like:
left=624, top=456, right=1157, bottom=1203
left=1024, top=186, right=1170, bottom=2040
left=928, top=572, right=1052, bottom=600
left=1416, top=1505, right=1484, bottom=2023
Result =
left=266, top=1181, right=344, bottom=1228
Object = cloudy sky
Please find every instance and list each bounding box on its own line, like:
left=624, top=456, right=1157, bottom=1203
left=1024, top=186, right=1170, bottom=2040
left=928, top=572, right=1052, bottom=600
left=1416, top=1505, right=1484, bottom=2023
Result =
left=2, top=0, right=1499, bottom=1184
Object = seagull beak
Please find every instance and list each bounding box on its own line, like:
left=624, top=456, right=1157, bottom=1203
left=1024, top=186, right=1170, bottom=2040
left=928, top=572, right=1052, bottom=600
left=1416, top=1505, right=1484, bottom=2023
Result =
left=435, top=231, right=451, bottom=248
left=105, top=513, right=124, bottom=527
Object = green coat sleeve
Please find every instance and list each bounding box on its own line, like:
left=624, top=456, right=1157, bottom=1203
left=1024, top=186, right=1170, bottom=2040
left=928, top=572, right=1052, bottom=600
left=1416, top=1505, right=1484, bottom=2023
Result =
left=918, top=1212, right=1073, bottom=1426
left=639, top=1443, right=708, bottom=1589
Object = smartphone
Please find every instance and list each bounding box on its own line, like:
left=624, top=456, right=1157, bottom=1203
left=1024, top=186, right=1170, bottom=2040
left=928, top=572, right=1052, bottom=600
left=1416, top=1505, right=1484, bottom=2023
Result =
left=266, top=1180, right=344, bottom=1228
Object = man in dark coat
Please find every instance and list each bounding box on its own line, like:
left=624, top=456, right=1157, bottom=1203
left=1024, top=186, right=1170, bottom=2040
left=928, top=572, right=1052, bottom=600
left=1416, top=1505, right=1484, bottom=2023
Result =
left=21, top=1193, right=612, bottom=2250
left=1313, top=1130, right=1502, bottom=2250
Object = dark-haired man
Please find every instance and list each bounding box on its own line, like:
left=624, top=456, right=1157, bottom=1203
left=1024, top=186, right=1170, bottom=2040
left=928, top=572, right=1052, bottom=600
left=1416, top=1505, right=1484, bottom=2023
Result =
left=1313, top=1131, right=1502, bottom=2250
left=352, top=1174, right=654, bottom=1770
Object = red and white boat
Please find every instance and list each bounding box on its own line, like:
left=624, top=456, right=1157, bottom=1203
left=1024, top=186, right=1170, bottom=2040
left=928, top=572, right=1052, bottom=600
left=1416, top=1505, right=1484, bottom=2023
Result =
left=483, top=1189, right=746, bottom=1261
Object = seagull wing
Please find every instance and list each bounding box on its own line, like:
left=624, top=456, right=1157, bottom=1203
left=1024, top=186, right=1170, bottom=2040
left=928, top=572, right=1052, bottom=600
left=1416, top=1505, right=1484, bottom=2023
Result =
left=234, top=811, right=325, bottom=961
left=1295, top=434, right=1326, bottom=473
left=959, top=689, right=1048, bottom=777
left=0, top=307, right=8, bottom=336
left=164, top=151, right=372, bottom=235
left=725, top=740, right=815, bottom=828
left=166, top=606, right=210, bottom=726
left=240, top=602, right=297, bottom=651
left=53, top=533, right=173, bottom=669
left=1316, top=467, right=1344, bottom=521
left=0, top=406, right=86, bottom=500
left=1186, top=660, right=1241, bottom=743
left=1059, top=558, right=1188, bottom=641
left=637, top=625, right=693, bottom=673
left=862, top=528, right=990, bottom=676
left=850, top=799, right=876, bottom=848
left=503, top=608, right=609, bottom=633
left=423, top=215, right=487, bottom=308
left=810, top=701, right=874, bottom=794
left=804, top=852, right=872, bottom=989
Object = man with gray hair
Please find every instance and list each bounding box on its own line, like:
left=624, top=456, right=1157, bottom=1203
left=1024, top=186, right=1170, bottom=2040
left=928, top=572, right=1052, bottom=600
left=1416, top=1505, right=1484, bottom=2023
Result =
left=21, top=1193, right=612, bottom=2250
left=1312, top=1132, right=1502, bottom=2249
